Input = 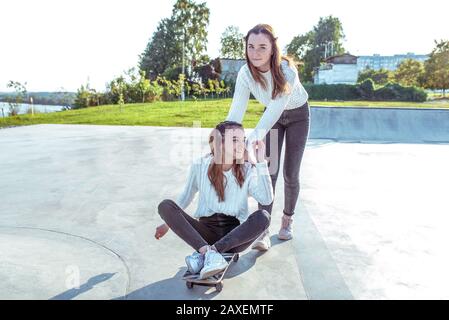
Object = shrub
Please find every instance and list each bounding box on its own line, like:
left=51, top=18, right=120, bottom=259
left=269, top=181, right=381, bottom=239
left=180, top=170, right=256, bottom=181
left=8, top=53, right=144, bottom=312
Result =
left=302, top=81, right=427, bottom=102
left=373, top=85, right=397, bottom=100
left=374, top=83, right=427, bottom=102
left=357, top=79, right=375, bottom=100
left=146, top=81, right=164, bottom=102
left=303, top=83, right=359, bottom=100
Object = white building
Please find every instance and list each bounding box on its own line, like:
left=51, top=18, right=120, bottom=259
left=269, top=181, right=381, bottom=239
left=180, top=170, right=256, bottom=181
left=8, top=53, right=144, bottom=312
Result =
left=314, top=53, right=359, bottom=85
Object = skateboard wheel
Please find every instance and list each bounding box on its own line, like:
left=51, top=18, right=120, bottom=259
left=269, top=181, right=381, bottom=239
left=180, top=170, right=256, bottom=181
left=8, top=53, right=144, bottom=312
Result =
left=186, top=281, right=194, bottom=289
left=215, top=282, right=223, bottom=292
left=233, top=254, right=239, bottom=262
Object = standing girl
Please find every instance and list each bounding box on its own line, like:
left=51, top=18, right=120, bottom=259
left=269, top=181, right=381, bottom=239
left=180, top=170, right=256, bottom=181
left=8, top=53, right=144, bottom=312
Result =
left=226, top=24, right=310, bottom=250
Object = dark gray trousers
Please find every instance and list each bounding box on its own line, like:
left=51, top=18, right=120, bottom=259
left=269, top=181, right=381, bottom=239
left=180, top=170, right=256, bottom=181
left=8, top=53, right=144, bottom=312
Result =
left=258, top=102, right=310, bottom=217
left=158, top=199, right=270, bottom=253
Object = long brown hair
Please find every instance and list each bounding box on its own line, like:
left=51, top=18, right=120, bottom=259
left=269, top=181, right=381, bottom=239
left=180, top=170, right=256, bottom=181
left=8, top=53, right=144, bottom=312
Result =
left=208, top=121, right=246, bottom=202
left=245, top=24, right=293, bottom=99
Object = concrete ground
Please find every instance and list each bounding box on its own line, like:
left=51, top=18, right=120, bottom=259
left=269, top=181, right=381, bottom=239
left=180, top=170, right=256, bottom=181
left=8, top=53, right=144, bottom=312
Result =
left=1, top=124, right=448, bottom=299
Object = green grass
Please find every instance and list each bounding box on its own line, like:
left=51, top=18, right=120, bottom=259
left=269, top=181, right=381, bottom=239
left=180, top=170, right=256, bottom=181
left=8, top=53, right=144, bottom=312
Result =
left=1, top=98, right=448, bottom=129
left=0, top=99, right=265, bottom=129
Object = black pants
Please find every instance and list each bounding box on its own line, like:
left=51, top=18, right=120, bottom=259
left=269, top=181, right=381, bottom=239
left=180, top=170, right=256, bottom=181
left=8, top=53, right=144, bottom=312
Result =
left=158, top=199, right=270, bottom=253
left=258, top=102, right=310, bottom=217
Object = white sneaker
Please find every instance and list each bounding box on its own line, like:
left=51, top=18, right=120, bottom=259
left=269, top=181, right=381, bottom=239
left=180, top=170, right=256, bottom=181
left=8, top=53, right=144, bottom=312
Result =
left=185, top=251, right=204, bottom=274
left=199, top=249, right=228, bottom=280
left=278, top=215, right=294, bottom=240
left=251, top=229, right=271, bottom=251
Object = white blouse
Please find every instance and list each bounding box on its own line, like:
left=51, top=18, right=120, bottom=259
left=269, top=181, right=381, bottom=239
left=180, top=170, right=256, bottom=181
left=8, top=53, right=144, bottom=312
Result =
left=226, top=60, right=309, bottom=145
left=175, top=154, right=273, bottom=223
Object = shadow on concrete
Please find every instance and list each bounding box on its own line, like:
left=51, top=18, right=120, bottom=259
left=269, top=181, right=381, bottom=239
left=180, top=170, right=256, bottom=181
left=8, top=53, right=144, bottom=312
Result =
left=270, top=235, right=291, bottom=247
left=115, top=246, right=286, bottom=300
left=50, top=273, right=117, bottom=300
left=114, top=268, right=221, bottom=300
left=224, top=250, right=265, bottom=280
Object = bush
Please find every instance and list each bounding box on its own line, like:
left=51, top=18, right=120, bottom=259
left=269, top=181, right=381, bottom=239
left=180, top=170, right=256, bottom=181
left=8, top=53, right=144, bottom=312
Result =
left=74, top=67, right=232, bottom=107
left=303, top=81, right=427, bottom=102
left=146, top=81, right=164, bottom=102
left=357, top=79, right=375, bottom=100
left=303, top=83, right=359, bottom=100
left=405, top=86, right=427, bottom=102
left=374, top=85, right=397, bottom=101
left=8, top=105, right=20, bottom=116
left=358, top=68, right=393, bottom=85
left=224, top=78, right=236, bottom=97
left=73, top=84, right=110, bottom=108
left=374, top=83, right=427, bottom=102
left=156, top=76, right=178, bottom=101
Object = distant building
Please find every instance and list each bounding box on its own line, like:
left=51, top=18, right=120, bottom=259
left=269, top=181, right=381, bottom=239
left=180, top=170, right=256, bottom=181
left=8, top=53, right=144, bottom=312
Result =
left=314, top=53, right=359, bottom=85
left=357, top=53, right=429, bottom=71
left=314, top=52, right=430, bottom=84
left=219, top=58, right=246, bottom=82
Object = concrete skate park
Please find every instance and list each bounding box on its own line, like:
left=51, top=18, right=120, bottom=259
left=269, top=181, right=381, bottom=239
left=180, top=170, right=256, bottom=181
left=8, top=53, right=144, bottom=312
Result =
left=1, top=106, right=449, bottom=300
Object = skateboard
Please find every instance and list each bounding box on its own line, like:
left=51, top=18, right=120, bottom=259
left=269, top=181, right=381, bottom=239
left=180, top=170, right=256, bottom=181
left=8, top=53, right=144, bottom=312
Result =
left=182, top=253, right=239, bottom=292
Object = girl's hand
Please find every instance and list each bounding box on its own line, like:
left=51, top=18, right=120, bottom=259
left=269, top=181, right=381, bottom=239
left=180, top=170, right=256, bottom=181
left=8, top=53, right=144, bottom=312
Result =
left=252, top=140, right=266, bottom=163
left=155, top=223, right=169, bottom=240
left=244, top=146, right=257, bottom=165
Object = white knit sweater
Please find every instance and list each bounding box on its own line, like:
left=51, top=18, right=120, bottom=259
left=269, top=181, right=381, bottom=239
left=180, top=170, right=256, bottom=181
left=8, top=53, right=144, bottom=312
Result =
left=226, top=60, right=309, bottom=145
left=175, top=154, right=273, bottom=223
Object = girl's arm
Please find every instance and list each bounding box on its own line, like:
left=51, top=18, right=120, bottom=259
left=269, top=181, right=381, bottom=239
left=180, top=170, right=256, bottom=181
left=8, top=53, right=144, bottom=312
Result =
left=226, top=68, right=251, bottom=124
left=247, top=65, right=307, bottom=145
left=248, top=141, right=274, bottom=206
left=175, top=161, right=199, bottom=210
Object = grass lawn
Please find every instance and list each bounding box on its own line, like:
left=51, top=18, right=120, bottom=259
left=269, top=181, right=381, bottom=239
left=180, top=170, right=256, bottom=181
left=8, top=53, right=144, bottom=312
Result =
left=1, top=98, right=448, bottom=129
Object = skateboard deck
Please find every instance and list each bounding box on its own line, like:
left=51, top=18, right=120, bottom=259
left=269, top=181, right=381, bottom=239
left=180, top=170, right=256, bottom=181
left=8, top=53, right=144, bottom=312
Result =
left=182, top=253, right=239, bottom=292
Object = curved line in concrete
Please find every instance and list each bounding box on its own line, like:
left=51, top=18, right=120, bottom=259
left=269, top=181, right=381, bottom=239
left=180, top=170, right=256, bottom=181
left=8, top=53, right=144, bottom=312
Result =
left=0, top=225, right=131, bottom=299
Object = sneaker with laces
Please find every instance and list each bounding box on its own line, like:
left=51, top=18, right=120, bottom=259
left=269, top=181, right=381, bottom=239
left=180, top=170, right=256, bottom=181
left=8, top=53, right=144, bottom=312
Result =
left=251, top=229, right=271, bottom=251
left=199, top=249, right=228, bottom=280
left=278, top=215, right=293, bottom=240
left=185, top=251, right=204, bottom=274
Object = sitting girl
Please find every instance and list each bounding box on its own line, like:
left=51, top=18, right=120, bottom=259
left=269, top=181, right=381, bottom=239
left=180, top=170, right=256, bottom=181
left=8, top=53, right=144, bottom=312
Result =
left=155, top=121, right=273, bottom=279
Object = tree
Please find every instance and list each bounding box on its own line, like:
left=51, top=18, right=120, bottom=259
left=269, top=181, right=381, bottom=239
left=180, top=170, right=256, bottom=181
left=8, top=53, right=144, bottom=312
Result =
left=211, top=58, right=222, bottom=74
left=74, top=83, right=91, bottom=109
left=286, top=16, right=345, bottom=82
left=139, top=18, right=182, bottom=80
left=313, top=16, right=345, bottom=58
left=172, top=0, right=210, bottom=71
left=137, top=70, right=151, bottom=103
left=6, top=80, right=27, bottom=116
left=220, top=25, right=245, bottom=59
left=394, top=59, right=425, bottom=87
left=194, top=63, right=220, bottom=83
left=106, top=76, right=126, bottom=105
left=139, top=0, right=210, bottom=88
left=358, top=67, right=393, bottom=86
left=423, top=40, right=449, bottom=96
left=73, top=81, right=109, bottom=108
left=286, top=32, right=314, bottom=76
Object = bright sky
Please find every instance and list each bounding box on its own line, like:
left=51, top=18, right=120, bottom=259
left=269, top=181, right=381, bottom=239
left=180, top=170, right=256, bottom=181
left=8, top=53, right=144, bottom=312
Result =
left=0, top=0, right=447, bottom=92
